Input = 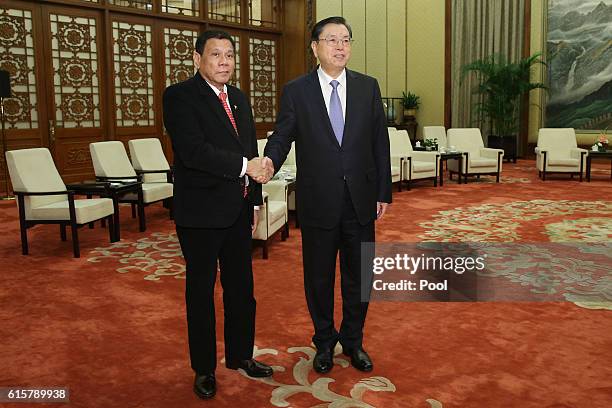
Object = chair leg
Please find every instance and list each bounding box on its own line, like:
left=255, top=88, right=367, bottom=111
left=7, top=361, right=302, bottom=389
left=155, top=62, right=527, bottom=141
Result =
left=131, top=203, right=136, bottom=218
left=137, top=189, right=146, bottom=232
left=496, top=171, right=500, bottom=183
left=168, top=198, right=174, bottom=220
left=20, top=221, right=28, bottom=255
left=17, top=196, right=29, bottom=255
left=60, top=224, right=67, bottom=241
left=107, top=215, right=116, bottom=243
left=138, top=204, right=146, bottom=232
left=262, top=240, right=268, bottom=259
left=71, top=223, right=80, bottom=258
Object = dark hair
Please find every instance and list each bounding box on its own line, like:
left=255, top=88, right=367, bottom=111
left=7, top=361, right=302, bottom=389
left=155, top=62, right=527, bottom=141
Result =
left=310, top=16, right=352, bottom=42
left=195, top=30, right=236, bottom=54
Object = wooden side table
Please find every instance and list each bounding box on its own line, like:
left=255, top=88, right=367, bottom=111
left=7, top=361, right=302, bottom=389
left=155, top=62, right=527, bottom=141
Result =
left=586, top=150, right=612, bottom=181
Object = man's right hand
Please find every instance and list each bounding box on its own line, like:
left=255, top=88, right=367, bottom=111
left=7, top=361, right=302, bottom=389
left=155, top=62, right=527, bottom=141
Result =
left=246, top=157, right=274, bottom=183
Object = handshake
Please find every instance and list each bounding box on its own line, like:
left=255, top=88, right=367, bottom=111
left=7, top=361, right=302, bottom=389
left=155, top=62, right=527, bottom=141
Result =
left=246, top=156, right=275, bottom=184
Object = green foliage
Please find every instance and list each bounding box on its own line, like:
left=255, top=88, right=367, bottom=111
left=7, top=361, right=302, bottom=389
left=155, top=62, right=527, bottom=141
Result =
left=402, top=91, right=420, bottom=109
left=461, top=52, right=547, bottom=137
left=423, top=138, right=438, bottom=148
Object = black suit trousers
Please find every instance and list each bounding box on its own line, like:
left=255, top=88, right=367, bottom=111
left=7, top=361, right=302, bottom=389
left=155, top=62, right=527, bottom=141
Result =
left=176, top=200, right=255, bottom=374
left=300, top=184, right=375, bottom=351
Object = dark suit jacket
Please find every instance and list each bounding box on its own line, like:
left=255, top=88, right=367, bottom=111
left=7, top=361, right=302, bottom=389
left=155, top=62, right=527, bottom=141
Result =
left=163, top=73, right=262, bottom=228
left=264, top=68, right=392, bottom=228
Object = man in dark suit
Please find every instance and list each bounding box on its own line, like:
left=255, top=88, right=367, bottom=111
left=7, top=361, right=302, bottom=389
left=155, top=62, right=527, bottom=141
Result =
left=162, top=30, right=273, bottom=400
left=264, top=17, right=392, bottom=374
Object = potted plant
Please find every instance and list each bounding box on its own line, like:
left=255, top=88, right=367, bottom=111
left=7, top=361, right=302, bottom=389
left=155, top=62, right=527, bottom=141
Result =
left=423, top=138, right=438, bottom=151
left=461, top=52, right=546, bottom=162
left=402, top=91, right=420, bottom=118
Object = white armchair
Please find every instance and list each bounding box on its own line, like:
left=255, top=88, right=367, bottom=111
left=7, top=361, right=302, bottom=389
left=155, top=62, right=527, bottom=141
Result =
left=252, top=182, right=289, bottom=259
left=90, top=141, right=173, bottom=232
left=535, top=128, right=587, bottom=181
left=389, top=129, right=439, bottom=190
left=5, top=148, right=115, bottom=257
left=446, top=128, right=504, bottom=183
left=128, top=138, right=173, bottom=183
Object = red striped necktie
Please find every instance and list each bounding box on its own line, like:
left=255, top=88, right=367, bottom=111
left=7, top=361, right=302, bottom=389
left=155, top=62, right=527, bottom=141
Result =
left=219, top=91, right=238, bottom=135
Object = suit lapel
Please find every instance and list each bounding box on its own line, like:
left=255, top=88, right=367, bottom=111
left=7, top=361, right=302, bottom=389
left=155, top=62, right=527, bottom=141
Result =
left=196, top=74, right=242, bottom=145
left=227, top=86, right=246, bottom=145
left=306, top=69, right=341, bottom=149
left=343, top=69, right=358, bottom=149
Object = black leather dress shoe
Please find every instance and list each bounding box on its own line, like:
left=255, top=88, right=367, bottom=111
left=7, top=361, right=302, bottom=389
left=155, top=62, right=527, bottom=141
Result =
left=343, top=347, right=373, bottom=372
left=226, top=358, right=273, bottom=378
left=313, top=349, right=333, bottom=374
left=193, top=373, right=216, bottom=399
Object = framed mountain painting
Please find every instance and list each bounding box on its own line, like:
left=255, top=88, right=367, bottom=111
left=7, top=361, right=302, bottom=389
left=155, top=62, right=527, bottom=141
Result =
left=545, top=0, right=612, bottom=130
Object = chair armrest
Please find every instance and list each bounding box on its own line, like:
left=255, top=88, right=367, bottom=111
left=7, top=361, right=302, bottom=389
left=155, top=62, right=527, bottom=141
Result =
left=410, top=151, right=439, bottom=162
left=390, top=154, right=407, bottom=168
left=135, top=169, right=171, bottom=174
left=262, top=181, right=287, bottom=202
left=135, top=169, right=173, bottom=183
left=13, top=190, right=70, bottom=196
left=480, top=148, right=504, bottom=159
left=570, top=148, right=588, bottom=160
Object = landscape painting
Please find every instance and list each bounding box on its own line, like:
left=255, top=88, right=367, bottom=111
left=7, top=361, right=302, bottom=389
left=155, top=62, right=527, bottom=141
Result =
left=545, top=0, right=612, bottom=130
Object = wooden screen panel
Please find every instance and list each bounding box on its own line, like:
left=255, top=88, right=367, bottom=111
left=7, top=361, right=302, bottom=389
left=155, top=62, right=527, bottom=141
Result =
left=164, top=27, right=197, bottom=86
left=108, top=0, right=153, bottom=11
left=50, top=13, right=101, bottom=129
left=162, top=0, right=200, bottom=17
left=43, top=7, right=106, bottom=183
left=249, top=0, right=279, bottom=28
left=208, top=0, right=240, bottom=24
left=113, top=20, right=155, bottom=128
left=249, top=35, right=277, bottom=124
left=0, top=7, right=38, bottom=130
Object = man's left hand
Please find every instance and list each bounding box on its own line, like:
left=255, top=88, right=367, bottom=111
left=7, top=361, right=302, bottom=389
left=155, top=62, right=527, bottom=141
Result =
left=376, top=202, right=389, bottom=220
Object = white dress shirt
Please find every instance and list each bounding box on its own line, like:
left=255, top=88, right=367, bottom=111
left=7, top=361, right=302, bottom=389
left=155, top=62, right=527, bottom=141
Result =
left=317, top=66, right=347, bottom=120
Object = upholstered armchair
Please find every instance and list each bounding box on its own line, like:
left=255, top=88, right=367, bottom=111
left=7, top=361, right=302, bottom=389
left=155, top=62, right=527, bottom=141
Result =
left=252, top=182, right=289, bottom=259
left=389, top=129, right=439, bottom=190
left=446, top=128, right=504, bottom=183
left=128, top=138, right=173, bottom=183
left=90, top=141, right=173, bottom=232
left=535, top=128, right=587, bottom=181
left=423, top=126, right=447, bottom=149
left=5, top=148, right=115, bottom=257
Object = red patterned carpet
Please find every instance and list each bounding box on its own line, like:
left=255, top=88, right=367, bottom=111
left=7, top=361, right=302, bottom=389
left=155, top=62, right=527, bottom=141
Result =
left=0, top=160, right=611, bottom=408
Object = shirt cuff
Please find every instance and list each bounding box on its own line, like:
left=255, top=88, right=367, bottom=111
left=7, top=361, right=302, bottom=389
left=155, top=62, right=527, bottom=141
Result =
left=240, top=157, right=247, bottom=177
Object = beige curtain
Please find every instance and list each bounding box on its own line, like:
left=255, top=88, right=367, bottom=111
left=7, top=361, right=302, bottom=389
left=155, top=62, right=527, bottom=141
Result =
left=451, top=0, right=525, bottom=139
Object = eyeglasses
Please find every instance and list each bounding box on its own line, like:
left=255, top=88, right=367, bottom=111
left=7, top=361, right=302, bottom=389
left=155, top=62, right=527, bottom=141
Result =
left=317, top=37, right=353, bottom=47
